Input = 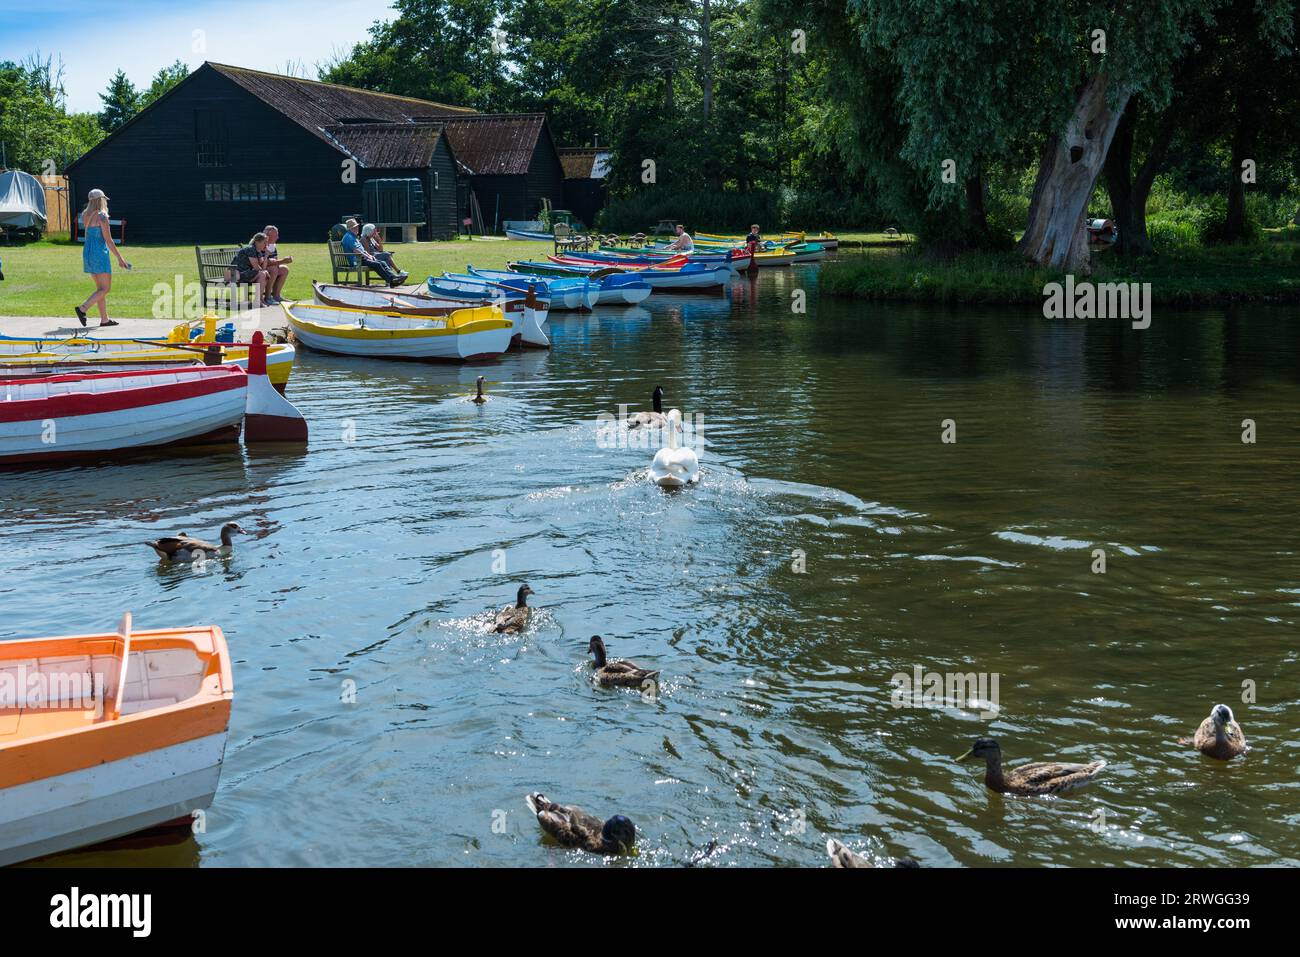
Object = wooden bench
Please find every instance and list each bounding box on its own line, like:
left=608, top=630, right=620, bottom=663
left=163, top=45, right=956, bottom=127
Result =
left=329, top=239, right=381, bottom=285
left=194, top=245, right=259, bottom=310
left=76, top=214, right=126, bottom=244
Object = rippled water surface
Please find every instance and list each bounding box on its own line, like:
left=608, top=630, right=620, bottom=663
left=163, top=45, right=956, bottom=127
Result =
left=4, top=262, right=1299, bottom=867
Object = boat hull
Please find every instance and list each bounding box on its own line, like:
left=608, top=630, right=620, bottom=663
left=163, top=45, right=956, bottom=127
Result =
left=286, top=303, right=514, bottom=361
left=0, top=366, right=248, bottom=465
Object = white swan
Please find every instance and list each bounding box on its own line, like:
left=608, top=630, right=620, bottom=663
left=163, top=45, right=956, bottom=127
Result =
left=649, top=409, right=700, bottom=488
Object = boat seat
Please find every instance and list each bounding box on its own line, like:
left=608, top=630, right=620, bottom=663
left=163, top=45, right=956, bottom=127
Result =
left=0, top=705, right=100, bottom=741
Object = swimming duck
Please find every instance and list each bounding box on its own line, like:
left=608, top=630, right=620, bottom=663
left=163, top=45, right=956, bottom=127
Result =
left=587, top=635, right=659, bottom=687
left=826, top=838, right=921, bottom=868
left=957, top=737, right=1106, bottom=796
left=649, top=409, right=700, bottom=488
left=471, top=376, right=487, bottom=404
left=1180, top=703, right=1249, bottom=760
left=492, top=583, right=534, bottom=633
left=525, top=792, right=636, bottom=854
left=145, top=522, right=244, bottom=561
left=626, top=386, right=667, bottom=428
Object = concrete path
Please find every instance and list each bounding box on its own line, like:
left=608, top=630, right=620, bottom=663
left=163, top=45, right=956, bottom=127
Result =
left=0, top=305, right=284, bottom=340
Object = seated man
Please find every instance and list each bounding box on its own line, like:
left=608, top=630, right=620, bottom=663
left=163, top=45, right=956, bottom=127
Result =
left=664, top=223, right=694, bottom=252
left=360, top=224, right=407, bottom=281
left=262, top=225, right=293, bottom=303
left=341, top=219, right=403, bottom=286
left=231, top=232, right=273, bottom=306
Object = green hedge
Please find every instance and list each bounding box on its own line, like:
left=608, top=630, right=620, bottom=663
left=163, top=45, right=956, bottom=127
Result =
left=596, top=188, right=883, bottom=233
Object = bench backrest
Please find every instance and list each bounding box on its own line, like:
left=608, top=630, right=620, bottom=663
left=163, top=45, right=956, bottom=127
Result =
left=194, top=245, right=241, bottom=282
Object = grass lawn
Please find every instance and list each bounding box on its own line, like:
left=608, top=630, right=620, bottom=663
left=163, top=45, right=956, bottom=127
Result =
left=822, top=241, right=1300, bottom=306
left=0, top=237, right=555, bottom=320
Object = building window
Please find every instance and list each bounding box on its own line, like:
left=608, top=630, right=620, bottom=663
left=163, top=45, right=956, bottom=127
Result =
left=195, top=109, right=229, bottom=167
left=204, top=182, right=286, bottom=202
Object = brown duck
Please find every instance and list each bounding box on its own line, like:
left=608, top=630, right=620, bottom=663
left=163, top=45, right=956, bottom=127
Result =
left=958, top=737, right=1106, bottom=796
left=587, top=635, right=659, bottom=687
left=145, top=522, right=244, bottom=561
left=525, top=792, right=636, bottom=854
left=826, top=838, right=921, bottom=868
left=1180, top=703, right=1249, bottom=760
left=492, top=584, right=534, bottom=633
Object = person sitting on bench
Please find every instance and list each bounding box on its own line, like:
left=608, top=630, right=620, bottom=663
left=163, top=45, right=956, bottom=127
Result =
left=262, top=225, right=292, bottom=301
left=341, top=219, right=404, bottom=286
left=231, top=232, right=275, bottom=305
left=360, top=224, right=407, bottom=281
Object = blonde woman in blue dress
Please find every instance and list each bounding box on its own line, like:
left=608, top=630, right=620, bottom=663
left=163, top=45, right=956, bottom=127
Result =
left=75, top=188, right=130, bottom=327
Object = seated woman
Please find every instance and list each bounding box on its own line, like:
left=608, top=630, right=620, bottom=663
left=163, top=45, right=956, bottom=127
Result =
left=231, top=232, right=273, bottom=306
left=360, top=224, right=407, bottom=280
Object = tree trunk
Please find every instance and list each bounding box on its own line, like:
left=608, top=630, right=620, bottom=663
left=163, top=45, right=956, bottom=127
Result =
left=965, top=169, right=988, bottom=235
left=1223, top=102, right=1256, bottom=243
left=1104, top=98, right=1177, bottom=257
left=1019, top=73, right=1131, bottom=273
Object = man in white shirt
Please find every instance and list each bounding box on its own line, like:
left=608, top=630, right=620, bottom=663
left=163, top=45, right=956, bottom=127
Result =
left=664, top=224, right=694, bottom=252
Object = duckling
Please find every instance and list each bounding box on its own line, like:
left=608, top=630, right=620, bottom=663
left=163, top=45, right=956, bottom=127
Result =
left=957, top=737, right=1106, bottom=796
left=626, top=386, right=667, bottom=428
left=1179, top=703, right=1249, bottom=760
left=525, top=792, right=636, bottom=854
left=587, top=635, right=659, bottom=687
left=145, top=522, right=244, bottom=561
left=826, top=838, right=921, bottom=868
left=471, top=376, right=487, bottom=404
left=492, top=583, right=534, bottom=633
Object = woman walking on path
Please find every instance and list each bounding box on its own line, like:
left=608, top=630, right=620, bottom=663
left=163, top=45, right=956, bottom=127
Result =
left=75, top=188, right=130, bottom=327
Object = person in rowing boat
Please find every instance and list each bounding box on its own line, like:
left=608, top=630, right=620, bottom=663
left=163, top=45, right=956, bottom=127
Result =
left=664, top=223, right=694, bottom=253
left=360, top=224, right=409, bottom=283
left=74, top=188, right=130, bottom=327
left=744, top=224, right=762, bottom=256
left=341, top=219, right=404, bottom=287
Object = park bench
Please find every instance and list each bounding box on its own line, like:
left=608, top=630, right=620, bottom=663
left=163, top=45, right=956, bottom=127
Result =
left=194, top=245, right=259, bottom=310
left=328, top=239, right=381, bottom=285
left=76, top=214, right=126, bottom=244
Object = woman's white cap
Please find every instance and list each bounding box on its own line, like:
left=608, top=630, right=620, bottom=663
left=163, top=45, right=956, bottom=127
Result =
left=88, top=188, right=108, bottom=199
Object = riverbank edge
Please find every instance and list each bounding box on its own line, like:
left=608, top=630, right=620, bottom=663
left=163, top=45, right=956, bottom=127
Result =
left=820, top=246, right=1300, bottom=307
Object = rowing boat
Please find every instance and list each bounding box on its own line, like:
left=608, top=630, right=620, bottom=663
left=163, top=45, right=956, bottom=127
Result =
left=504, top=227, right=555, bottom=241
left=434, top=272, right=596, bottom=312
left=0, top=333, right=296, bottom=393
left=283, top=302, right=515, bottom=361
left=313, top=281, right=550, bottom=349
left=0, top=614, right=234, bottom=865
left=476, top=266, right=651, bottom=306
left=523, top=258, right=732, bottom=293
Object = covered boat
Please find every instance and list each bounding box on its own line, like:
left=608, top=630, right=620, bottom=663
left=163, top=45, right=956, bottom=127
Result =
left=0, top=614, right=234, bottom=866
left=284, top=302, right=515, bottom=360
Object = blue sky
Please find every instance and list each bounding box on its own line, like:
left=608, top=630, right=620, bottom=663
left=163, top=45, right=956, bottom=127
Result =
left=0, top=0, right=395, bottom=113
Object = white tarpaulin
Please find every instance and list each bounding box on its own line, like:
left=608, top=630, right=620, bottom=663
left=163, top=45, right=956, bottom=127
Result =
left=0, top=170, right=47, bottom=229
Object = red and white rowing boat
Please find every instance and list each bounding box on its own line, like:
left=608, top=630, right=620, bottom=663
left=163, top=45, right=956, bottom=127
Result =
left=0, top=332, right=305, bottom=465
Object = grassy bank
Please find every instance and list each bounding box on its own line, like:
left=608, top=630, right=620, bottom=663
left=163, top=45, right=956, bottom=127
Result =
left=0, top=237, right=550, bottom=319
left=821, top=242, right=1300, bottom=306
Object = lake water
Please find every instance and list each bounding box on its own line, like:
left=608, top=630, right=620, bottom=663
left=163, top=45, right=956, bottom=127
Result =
left=5, top=259, right=1298, bottom=867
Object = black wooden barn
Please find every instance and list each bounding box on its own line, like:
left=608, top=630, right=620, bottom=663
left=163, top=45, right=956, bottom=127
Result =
left=440, top=114, right=566, bottom=231
left=64, top=63, right=562, bottom=244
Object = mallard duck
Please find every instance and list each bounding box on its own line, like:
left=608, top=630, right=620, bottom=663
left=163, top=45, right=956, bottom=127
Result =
left=525, top=792, right=636, bottom=854
left=587, top=635, right=659, bottom=687
left=957, top=737, right=1106, bottom=796
left=471, top=376, right=487, bottom=404
left=145, top=522, right=244, bottom=561
left=1179, top=703, right=1249, bottom=760
left=649, top=408, right=700, bottom=487
left=492, top=583, right=534, bottom=633
left=626, top=386, right=667, bottom=428
left=826, top=838, right=921, bottom=868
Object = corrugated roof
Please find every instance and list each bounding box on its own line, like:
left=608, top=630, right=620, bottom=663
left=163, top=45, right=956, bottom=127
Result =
left=558, top=148, right=610, bottom=179
left=324, top=124, right=447, bottom=168
left=208, top=62, right=474, bottom=155
left=440, top=115, right=546, bottom=176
